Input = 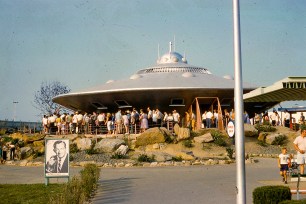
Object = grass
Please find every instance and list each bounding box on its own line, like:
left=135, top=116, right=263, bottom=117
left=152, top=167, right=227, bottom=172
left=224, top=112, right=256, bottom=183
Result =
left=0, top=164, right=100, bottom=204
left=0, top=183, right=64, bottom=204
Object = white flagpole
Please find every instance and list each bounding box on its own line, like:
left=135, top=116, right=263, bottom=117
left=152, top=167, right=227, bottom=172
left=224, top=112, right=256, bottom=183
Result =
left=232, top=0, right=246, bottom=203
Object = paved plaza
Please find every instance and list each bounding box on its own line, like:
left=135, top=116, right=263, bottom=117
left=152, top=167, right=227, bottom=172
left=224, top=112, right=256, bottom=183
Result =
left=0, top=158, right=305, bottom=203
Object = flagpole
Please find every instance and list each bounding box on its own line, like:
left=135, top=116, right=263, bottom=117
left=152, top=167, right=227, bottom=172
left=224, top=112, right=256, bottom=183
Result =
left=232, top=0, right=246, bottom=203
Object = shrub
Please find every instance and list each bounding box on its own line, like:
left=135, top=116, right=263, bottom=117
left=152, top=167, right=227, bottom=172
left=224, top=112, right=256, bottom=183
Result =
left=253, top=185, right=291, bottom=204
left=80, top=164, right=100, bottom=198
left=272, top=135, right=288, bottom=146
left=2, top=136, right=13, bottom=143
left=257, top=140, right=268, bottom=147
left=0, top=129, right=6, bottom=135
left=226, top=147, right=234, bottom=159
left=137, top=154, right=155, bottom=163
left=48, top=164, right=100, bottom=204
left=111, top=152, right=127, bottom=159
left=182, top=140, right=193, bottom=148
left=172, top=156, right=183, bottom=162
left=255, top=124, right=276, bottom=132
left=70, top=143, right=79, bottom=153
left=211, top=130, right=227, bottom=147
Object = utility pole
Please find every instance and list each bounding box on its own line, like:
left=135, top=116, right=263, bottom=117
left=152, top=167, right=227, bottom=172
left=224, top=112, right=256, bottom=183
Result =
left=13, top=101, right=19, bottom=121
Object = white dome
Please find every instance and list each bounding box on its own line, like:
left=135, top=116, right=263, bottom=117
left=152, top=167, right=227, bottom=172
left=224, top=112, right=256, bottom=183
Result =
left=158, top=52, right=187, bottom=64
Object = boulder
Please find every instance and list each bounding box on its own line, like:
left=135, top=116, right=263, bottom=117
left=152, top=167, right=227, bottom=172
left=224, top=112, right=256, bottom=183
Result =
left=177, top=152, right=195, bottom=161
left=257, top=132, right=267, bottom=141
left=94, top=138, right=125, bottom=153
left=244, top=124, right=258, bottom=137
left=115, top=145, right=129, bottom=155
left=174, top=123, right=180, bottom=135
left=20, top=146, right=34, bottom=159
left=152, top=143, right=160, bottom=149
left=177, top=128, right=190, bottom=141
left=75, top=138, right=92, bottom=150
left=135, top=127, right=171, bottom=147
left=194, top=133, right=214, bottom=143
left=266, top=133, right=283, bottom=145
left=149, top=152, right=173, bottom=162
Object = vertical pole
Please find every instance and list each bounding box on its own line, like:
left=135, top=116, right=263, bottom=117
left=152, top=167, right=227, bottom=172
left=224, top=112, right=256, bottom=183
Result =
left=233, top=0, right=246, bottom=203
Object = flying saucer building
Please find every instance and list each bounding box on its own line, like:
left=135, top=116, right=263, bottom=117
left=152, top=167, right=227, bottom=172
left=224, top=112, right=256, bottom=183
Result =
left=53, top=43, right=258, bottom=129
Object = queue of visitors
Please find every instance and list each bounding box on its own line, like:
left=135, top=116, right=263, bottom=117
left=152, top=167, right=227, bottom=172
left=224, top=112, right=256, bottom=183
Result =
left=42, top=107, right=182, bottom=135
left=42, top=107, right=306, bottom=135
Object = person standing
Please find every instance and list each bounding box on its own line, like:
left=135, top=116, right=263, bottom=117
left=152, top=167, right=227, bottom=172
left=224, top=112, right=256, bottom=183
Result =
left=284, top=110, right=290, bottom=128
left=140, top=109, right=148, bottom=133
left=293, top=125, right=306, bottom=174
left=115, top=109, right=122, bottom=134
left=202, top=111, right=207, bottom=128
left=278, top=147, right=291, bottom=184
left=172, top=110, right=180, bottom=125
left=9, top=143, right=15, bottom=160
left=206, top=110, right=213, bottom=128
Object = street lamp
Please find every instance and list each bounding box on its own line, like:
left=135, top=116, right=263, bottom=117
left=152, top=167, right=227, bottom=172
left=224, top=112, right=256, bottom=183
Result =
left=13, top=101, right=19, bottom=121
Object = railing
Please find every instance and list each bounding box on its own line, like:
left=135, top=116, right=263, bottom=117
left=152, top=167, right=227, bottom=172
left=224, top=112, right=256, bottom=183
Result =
left=0, top=120, right=43, bottom=134
left=46, top=121, right=177, bottom=135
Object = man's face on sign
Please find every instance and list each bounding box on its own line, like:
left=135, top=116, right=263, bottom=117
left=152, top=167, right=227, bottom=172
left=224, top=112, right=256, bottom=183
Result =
left=54, top=142, right=66, bottom=158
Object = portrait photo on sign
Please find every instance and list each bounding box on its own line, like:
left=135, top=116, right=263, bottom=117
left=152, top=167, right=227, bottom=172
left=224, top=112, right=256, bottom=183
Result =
left=45, top=139, right=69, bottom=177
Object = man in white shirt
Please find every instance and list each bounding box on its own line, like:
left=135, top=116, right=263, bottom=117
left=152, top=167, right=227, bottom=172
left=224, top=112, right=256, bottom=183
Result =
left=172, top=110, right=180, bottom=124
left=293, top=125, right=306, bottom=174
left=206, top=110, right=213, bottom=128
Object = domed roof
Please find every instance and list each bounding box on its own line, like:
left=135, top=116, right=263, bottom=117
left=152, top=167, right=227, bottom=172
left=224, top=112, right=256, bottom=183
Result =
left=157, top=52, right=187, bottom=64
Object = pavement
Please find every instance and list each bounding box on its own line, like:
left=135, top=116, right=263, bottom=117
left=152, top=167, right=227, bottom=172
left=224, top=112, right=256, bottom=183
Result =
left=0, top=158, right=306, bottom=203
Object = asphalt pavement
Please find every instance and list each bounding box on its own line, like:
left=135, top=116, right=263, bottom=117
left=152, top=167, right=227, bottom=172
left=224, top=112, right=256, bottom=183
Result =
left=0, top=158, right=305, bottom=203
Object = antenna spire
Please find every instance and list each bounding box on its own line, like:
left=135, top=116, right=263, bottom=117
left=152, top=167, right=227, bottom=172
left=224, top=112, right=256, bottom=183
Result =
left=158, top=43, right=160, bottom=60
left=173, top=35, right=176, bottom=51
left=169, top=41, right=172, bottom=53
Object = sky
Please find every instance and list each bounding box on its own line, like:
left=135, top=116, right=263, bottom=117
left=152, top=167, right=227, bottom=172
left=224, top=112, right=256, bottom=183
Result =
left=1, top=0, right=306, bottom=122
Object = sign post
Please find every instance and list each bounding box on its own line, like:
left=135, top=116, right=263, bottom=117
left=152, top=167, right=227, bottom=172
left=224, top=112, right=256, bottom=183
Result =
left=44, top=139, right=70, bottom=185
left=227, top=121, right=235, bottom=145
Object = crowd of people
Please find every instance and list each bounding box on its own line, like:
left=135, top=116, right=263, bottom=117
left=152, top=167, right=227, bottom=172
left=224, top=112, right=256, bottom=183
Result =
left=42, top=107, right=306, bottom=136
left=42, top=107, right=182, bottom=135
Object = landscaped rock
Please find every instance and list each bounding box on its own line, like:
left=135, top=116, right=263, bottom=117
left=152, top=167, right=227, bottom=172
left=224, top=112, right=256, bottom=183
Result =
left=75, top=138, right=92, bottom=150
left=149, top=152, right=173, bottom=162
left=194, top=133, right=214, bottom=143
left=173, top=123, right=180, bottom=135
left=152, top=143, right=160, bottom=149
left=266, top=133, right=284, bottom=145
left=115, top=145, right=129, bottom=155
left=257, top=132, right=267, bottom=141
left=177, top=128, right=190, bottom=141
left=135, top=127, right=171, bottom=147
left=244, top=124, right=258, bottom=137
left=177, top=152, right=194, bottom=161
left=20, top=146, right=34, bottom=159
left=94, top=138, right=125, bottom=153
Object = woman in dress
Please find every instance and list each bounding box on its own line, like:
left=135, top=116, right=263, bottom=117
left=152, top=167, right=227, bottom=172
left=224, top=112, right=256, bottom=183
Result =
left=140, top=109, right=148, bottom=133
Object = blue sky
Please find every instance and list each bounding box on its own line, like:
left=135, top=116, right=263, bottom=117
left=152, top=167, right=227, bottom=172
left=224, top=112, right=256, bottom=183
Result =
left=1, top=0, right=306, bottom=122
